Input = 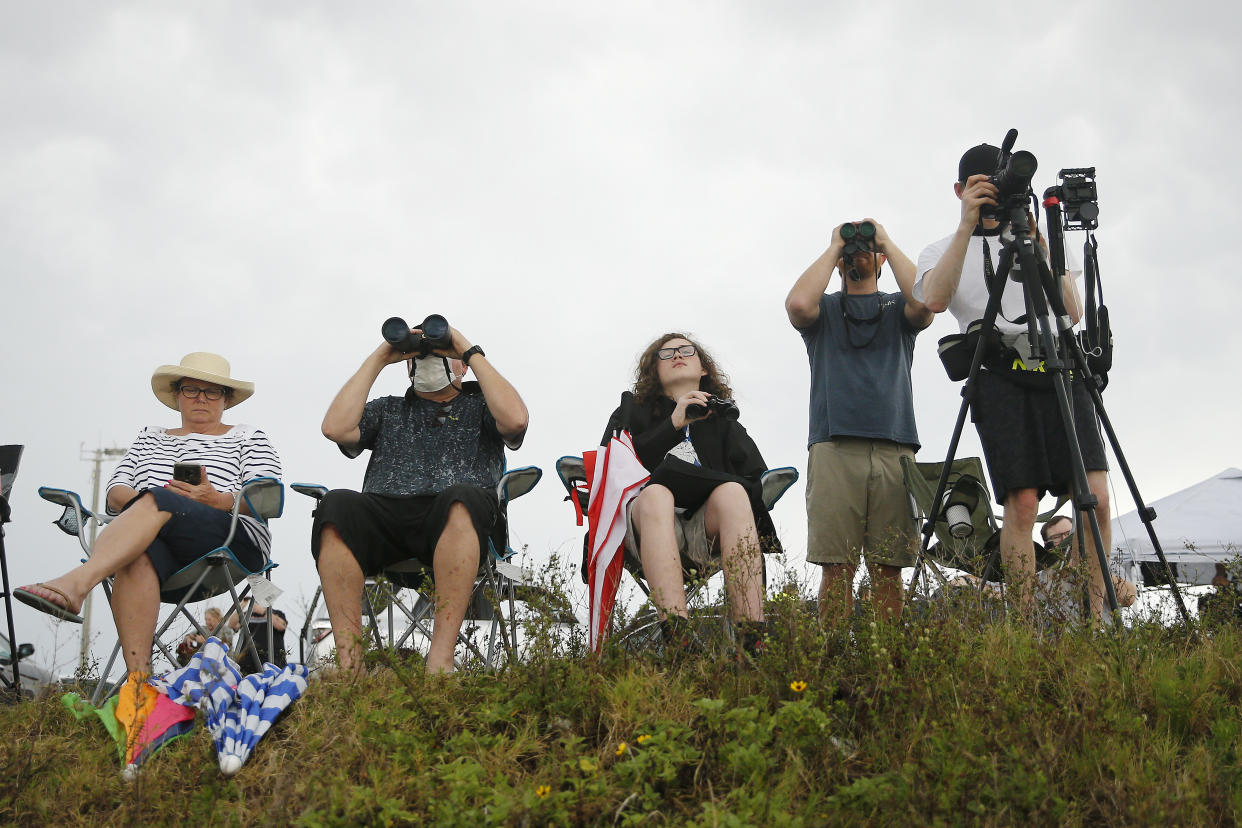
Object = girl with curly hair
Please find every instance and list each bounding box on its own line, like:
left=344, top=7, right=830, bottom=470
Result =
left=601, top=333, right=780, bottom=658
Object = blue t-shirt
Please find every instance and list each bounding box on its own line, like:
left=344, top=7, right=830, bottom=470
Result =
left=798, top=290, right=920, bottom=450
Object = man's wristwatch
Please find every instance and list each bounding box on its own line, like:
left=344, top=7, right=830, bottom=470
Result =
left=462, top=345, right=485, bottom=366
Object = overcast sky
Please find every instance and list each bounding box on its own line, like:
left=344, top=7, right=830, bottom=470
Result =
left=3, top=1, right=1240, bottom=676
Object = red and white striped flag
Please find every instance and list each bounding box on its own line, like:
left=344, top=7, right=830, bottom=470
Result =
left=584, top=431, right=650, bottom=652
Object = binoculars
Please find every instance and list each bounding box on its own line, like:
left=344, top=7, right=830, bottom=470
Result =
left=382, top=314, right=452, bottom=357
left=686, top=395, right=740, bottom=421
left=840, top=221, right=877, bottom=257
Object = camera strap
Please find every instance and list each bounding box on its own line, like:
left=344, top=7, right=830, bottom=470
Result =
left=839, top=292, right=882, bottom=349
left=1077, top=231, right=1113, bottom=388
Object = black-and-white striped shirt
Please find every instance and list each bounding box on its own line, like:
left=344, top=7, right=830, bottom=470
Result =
left=106, top=424, right=282, bottom=555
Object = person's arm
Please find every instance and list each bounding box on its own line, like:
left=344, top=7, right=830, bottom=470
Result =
left=104, top=435, right=144, bottom=514
left=919, top=175, right=998, bottom=313
left=322, top=343, right=407, bottom=450
left=445, top=328, right=529, bottom=449
left=873, top=221, right=934, bottom=330
left=785, top=224, right=846, bottom=329
left=106, top=484, right=139, bottom=514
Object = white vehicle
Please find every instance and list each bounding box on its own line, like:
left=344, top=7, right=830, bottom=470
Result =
left=0, top=632, right=55, bottom=699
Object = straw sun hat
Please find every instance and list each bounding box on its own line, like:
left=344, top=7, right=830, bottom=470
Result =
left=150, top=352, right=255, bottom=411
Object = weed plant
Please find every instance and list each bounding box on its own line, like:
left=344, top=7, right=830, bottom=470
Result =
left=1, top=559, right=1240, bottom=827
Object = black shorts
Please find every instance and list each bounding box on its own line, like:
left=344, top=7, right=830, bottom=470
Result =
left=971, top=371, right=1108, bottom=504
left=310, top=485, right=504, bottom=576
left=126, top=487, right=266, bottom=584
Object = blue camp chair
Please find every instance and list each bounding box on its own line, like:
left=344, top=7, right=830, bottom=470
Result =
left=39, top=477, right=284, bottom=702
left=294, top=465, right=542, bottom=671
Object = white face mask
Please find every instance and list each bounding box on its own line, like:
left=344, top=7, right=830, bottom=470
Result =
left=409, top=356, right=454, bottom=393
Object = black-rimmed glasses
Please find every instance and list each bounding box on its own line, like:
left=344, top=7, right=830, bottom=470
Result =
left=179, top=385, right=226, bottom=401
left=657, top=345, right=697, bottom=360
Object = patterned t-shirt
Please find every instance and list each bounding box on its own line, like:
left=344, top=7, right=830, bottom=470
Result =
left=106, top=424, right=282, bottom=554
left=344, top=388, right=504, bottom=497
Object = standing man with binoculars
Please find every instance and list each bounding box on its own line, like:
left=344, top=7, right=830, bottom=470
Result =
left=313, top=316, right=528, bottom=674
left=786, top=220, right=934, bottom=623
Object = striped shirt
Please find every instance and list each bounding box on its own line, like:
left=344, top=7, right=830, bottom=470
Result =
left=106, top=424, right=282, bottom=555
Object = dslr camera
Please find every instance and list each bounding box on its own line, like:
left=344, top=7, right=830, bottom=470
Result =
left=382, top=314, right=452, bottom=357
left=686, top=395, right=740, bottom=421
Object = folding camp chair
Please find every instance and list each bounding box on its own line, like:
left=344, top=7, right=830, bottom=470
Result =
left=39, top=476, right=284, bottom=702
left=902, top=456, right=1068, bottom=606
left=1, top=445, right=35, bottom=698
left=555, top=455, right=798, bottom=648
left=294, top=465, right=542, bottom=671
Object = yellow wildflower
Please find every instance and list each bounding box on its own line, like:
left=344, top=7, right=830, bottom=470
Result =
left=535, top=785, right=551, bottom=798
left=616, top=742, right=628, bottom=756
left=636, top=734, right=652, bottom=745
left=790, top=680, right=808, bottom=693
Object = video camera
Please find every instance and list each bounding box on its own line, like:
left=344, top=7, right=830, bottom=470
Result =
left=382, top=314, right=452, bottom=357
left=980, top=128, right=1038, bottom=221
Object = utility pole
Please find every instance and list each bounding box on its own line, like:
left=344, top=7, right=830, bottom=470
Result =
left=79, top=443, right=127, bottom=673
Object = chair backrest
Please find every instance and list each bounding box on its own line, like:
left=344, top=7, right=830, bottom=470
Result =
left=241, top=477, right=284, bottom=523
left=901, top=456, right=1001, bottom=577
left=1, top=445, right=22, bottom=503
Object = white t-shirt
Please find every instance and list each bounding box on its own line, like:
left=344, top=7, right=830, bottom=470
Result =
left=914, top=230, right=1083, bottom=337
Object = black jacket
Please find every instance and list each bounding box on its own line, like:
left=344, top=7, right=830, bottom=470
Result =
left=601, top=392, right=781, bottom=554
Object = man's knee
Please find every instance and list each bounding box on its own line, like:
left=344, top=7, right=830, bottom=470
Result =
left=1003, top=488, right=1039, bottom=528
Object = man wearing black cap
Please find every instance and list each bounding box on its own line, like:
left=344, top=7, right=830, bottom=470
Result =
left=786, top=220, right=934, bottom=623
left=913, top=144, right=1111, bottom=619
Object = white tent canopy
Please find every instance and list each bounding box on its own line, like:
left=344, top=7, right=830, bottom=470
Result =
left=1113, top=468, right=1242, bottom=583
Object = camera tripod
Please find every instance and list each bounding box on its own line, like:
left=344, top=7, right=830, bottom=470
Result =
left=911, top=202, right=1193, bottom=629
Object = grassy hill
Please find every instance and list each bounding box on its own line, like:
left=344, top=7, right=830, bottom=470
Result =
left=2, top=591, right=1240, bottom=827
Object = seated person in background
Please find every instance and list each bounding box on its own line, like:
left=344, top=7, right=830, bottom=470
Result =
left=314, top=320, right=527, bottom=675
left=1198, top=566, right=1242, bottom=627
left=230, top=602, right=287, bottom=672
left=177, top=606, right=233, bottom=665
left=1039, top=514, right=1137, bottom=620
left=16, top=353, right=281, bottom=681
left=603, top=333, right=780, bottom=659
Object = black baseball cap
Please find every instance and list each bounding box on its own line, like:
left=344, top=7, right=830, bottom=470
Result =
left=958, top=143, right=1001, bottom=182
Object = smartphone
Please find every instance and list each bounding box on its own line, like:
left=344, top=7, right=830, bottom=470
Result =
left=173, top=462, right=203, bottom=486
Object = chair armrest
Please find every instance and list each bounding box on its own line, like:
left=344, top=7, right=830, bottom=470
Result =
left=38, top=487, right=98, bottom=554
left=239, top=477, right=284, bottom=522
left=291, top=483, right=330, bottom=501
left=497, top=466, right=542, bottom=505
left=555, top=456, right=589, bottom=511
left=760, top=467, right=799, bottom=511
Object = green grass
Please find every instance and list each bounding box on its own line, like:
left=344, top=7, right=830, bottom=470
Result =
left=2, top=586, right=1240, bottom=827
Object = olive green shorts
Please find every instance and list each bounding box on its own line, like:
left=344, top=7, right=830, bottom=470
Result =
left=806, top=438, right=917, bottom=567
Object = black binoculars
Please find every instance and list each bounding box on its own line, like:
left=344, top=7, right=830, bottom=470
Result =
left=840, top=221, right=877, bottom=257
left=382, top=314, right=452, bottom=357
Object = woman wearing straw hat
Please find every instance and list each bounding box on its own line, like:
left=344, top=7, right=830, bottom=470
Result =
left=15, top=352, right=282, bottom=677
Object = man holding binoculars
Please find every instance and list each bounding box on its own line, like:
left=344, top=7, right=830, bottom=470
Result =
left=786, top=220, right=933, bottom=623
left=313, top=316, right=528, bottom=674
